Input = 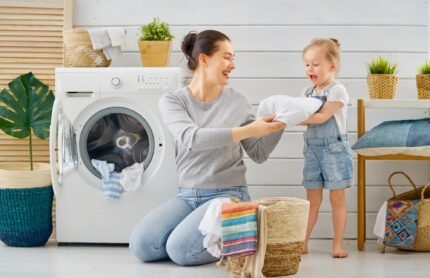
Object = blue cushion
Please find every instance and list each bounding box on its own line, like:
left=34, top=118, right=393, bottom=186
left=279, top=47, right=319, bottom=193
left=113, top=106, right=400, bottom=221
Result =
left=352, top=118, right=430, bottom=156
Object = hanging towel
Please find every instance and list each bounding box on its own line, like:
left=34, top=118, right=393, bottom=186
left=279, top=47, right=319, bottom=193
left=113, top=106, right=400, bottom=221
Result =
left=87, top=29, right=112, bottom=50
left=240, top=205, right=268, bottom=278
left=120, top=162, right=144, bottom=192
left=87, top=28, right=126, bottom=60
left=221, top=202, right=259, bottom=257
left=199, top=198, right=233, bottom=258
left=91, top=159, right=123, bottom=200
left=106, top=27, right=126, bottom=49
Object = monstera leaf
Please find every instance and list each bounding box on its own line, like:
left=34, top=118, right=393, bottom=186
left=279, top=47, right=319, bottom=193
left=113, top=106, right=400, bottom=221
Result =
left=0, top=72, right=55, bottom=170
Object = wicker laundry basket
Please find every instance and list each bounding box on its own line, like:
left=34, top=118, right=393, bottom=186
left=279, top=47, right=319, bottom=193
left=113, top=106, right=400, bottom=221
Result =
left=416, top=74, right=430, bottom=99
left=64, top=28, right=111, bottom=67
left=226, top=197, right=310, bottom=277
left=367, top=74, right=398, bottom=99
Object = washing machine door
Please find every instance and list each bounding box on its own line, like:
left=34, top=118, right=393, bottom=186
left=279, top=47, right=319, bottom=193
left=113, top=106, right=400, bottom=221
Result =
left=50, top=101, right=78, bottom=194
left=78, top=107, right=155, bottom=191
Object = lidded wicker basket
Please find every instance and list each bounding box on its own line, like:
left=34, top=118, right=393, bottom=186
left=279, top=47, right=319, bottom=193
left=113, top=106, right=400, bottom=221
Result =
left=226, top=197, right=310, bottom=277
left=416, top=74, right=430, bottom=99
left=63, top=28, right=111, bottom=67
left=367, top=74, right=399, bottom=99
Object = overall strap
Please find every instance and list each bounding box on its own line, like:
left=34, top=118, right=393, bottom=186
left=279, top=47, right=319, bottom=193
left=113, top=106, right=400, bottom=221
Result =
left=305, top=86, right=316, bottom=97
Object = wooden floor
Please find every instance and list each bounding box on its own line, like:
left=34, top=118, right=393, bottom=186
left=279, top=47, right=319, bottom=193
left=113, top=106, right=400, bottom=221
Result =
left=1, top=239, right=429, bottom=278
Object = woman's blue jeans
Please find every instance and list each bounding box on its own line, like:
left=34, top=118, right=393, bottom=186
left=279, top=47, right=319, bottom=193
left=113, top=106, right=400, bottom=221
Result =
left=129, top=186, right=250, bottom=266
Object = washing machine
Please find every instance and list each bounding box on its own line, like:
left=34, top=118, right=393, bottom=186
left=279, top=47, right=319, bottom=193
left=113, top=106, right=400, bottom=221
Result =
left=50, top=67, right=180, bottom=243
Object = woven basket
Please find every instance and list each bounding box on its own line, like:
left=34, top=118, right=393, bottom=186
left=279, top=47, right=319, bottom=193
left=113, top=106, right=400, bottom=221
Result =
left=413, top=183, right=430, bottom=251
left=416, top=74, right=430, bottom=99
left=226, top=197, right=310, bottom=277
left=386, top=171, right=430, bottom=252
left=64, top=28, right=111, bottom=67
left=138, top=40, right=172, bottom=67
left=0, top=163, right=53, bottom=247
left=0, top=186, right=53, bottom=247
left=367, top=74, right=398, bottom=99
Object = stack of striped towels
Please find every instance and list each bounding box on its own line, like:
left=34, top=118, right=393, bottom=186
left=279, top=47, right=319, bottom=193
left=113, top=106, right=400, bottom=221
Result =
left=221, top=202, right=259, bottom=257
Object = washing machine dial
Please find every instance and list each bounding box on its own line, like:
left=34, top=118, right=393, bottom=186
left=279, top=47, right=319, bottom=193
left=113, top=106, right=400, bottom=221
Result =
left=110, top=77, right=121, bottom=88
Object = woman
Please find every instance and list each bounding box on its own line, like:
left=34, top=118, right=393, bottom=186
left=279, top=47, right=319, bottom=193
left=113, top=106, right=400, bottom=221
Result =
left=129, top=30, right=285, bottom=266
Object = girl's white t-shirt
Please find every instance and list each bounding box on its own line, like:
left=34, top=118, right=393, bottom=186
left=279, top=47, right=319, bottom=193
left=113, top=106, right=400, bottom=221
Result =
left=301, top=83, right=349, bottom=134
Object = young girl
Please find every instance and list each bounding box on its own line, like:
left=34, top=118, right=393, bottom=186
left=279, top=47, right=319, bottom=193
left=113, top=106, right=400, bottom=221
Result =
left=300, top=38, right=353, bottom=258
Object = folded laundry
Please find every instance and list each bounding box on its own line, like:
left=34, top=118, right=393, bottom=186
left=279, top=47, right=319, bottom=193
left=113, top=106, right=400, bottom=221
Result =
left=87, top=29, right=112, bottom=50
left=87, top=28, right=126, bottom=60
left=258, top=95, right=323, bottom=127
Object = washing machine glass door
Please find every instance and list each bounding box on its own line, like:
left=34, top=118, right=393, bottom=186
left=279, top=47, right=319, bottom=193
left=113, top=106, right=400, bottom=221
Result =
left=79, top=107, right=155, bottom=189
left=56, top=108, right=78, bottom=185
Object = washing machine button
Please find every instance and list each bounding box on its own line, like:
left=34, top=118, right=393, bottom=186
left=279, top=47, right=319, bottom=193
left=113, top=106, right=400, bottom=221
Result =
left=110, top=77, right=121, bottom=88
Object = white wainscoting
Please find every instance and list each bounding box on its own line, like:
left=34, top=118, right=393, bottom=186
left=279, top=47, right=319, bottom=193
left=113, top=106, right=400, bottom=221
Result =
left=73, top=0, right=430, bottom=238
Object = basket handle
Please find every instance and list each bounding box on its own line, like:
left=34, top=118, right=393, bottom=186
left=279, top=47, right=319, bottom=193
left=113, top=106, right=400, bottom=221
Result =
left=387, top=171, right=417, bottom=198
left=421, top=183, right=430, bottom=201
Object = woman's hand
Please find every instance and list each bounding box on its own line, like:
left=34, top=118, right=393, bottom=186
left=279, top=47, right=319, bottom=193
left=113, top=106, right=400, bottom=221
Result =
left=232, top=114, right=285, bottom=143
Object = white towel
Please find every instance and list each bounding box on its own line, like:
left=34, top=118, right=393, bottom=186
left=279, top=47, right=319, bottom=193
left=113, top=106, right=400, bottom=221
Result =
left=106, top=27, right=126, bottom=49
left=374, top=201, right=387, bottom=239
left=199, top=198, right=232, bottom=258
left=87, top=29, right=112, bottom=50
left=120, top=162, right=144, bottom=192
left=87, top=28, right=126, bottom=60
left=257, top=95, right=323, bottom=127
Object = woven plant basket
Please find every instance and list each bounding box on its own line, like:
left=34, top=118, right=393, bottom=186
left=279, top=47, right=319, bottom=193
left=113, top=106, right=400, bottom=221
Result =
left=416, top=74, right=430, bottom=99
left=64, top=28, right=111, bottom=67
left=138, top=40, right=172, bottom=67
left=367, top=74, right=399, bottom=99
left=226, top=197, right=310, bottom=277
left=0, top=163, right=53, bottom=247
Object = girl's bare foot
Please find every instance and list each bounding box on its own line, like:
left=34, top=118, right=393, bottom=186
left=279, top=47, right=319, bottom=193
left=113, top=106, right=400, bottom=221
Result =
left=302, top=242, right=308, bottom=254
left=332, top=248, right=348, bottom=258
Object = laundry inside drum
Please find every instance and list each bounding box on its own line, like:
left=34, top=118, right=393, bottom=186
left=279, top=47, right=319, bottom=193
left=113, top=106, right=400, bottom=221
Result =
left=87, top=113, right=150, bottom=172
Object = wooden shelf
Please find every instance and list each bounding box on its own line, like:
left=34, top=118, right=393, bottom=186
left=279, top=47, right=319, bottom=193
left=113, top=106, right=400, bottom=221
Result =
left=356, top=98, right=430, bottom=251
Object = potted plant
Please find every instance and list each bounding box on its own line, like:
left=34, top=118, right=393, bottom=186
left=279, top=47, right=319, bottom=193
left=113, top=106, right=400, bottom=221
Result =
left=138, top=17, right=175, bottom=67
left=0, top=72, right=55, bottom=247
left=416, top=60, right=430, bottom=99
left=366, top=56, right=399, bottom=99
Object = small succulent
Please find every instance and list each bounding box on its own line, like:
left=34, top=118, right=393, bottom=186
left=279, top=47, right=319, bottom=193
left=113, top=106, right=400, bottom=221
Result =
left=367, top=56, right=398, bottom=74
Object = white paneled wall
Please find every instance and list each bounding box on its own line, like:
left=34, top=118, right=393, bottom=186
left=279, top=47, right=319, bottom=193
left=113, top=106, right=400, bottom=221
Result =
left=74, top=0, right=430, bottom=238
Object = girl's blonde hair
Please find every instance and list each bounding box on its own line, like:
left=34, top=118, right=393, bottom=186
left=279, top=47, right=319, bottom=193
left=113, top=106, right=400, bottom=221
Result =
left=303, top=38, right=341, bottom=67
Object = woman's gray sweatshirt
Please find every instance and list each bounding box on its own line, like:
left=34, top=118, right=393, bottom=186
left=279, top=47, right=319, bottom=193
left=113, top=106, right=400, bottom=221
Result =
left=158, top=86, right=283, bottom=189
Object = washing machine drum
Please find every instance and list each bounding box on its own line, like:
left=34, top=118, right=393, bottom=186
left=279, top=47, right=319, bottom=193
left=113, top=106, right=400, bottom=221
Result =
left=81, top=108, right=154, bottom=176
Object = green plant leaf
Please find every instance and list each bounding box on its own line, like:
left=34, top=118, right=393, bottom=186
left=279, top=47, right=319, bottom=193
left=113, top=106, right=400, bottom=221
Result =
left=139, top=17, right=174, bottom=41
left=367, top=56, right=398, bottom=74
left=418, top=60, right=430, bottom=74
left=0, top=72, right=54, bottom=139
